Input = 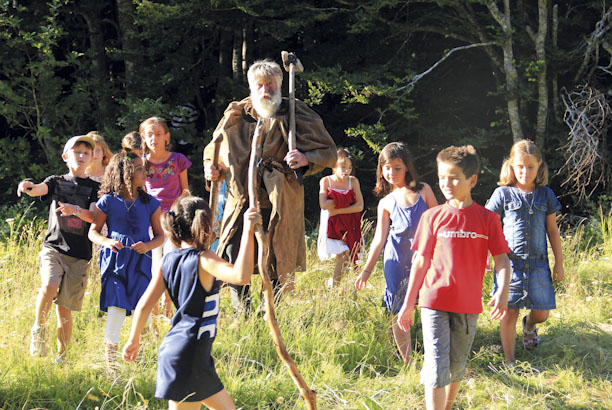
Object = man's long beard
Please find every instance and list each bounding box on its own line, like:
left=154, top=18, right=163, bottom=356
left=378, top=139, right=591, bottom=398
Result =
left=252, top=91, right=281, bottom=118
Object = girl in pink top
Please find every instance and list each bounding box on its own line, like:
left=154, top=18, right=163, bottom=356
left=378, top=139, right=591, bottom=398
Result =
left=141, top=116, right=192, bottom=316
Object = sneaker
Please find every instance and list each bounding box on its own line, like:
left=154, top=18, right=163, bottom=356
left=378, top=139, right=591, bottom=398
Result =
left=30, top=325, right=48, bottom=357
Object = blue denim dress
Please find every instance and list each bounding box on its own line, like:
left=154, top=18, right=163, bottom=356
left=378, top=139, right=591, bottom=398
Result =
left=486, top=186, right=561, bottom=309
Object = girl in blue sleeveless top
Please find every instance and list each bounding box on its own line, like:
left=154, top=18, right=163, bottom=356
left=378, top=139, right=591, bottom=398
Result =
left=123, top=194, right=260, bottom=409
left=355, top=142, right=438, bottom=364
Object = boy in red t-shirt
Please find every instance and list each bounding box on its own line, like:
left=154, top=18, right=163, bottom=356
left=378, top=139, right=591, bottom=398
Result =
left=398, top=145, right=511, bottom=410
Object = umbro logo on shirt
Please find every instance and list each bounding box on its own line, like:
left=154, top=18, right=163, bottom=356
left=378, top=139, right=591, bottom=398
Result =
left=437, top=230, right=488, bottom=240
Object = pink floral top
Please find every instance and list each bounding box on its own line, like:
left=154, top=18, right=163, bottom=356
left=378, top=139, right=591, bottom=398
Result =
left=146, top=152, right=192, bottom=211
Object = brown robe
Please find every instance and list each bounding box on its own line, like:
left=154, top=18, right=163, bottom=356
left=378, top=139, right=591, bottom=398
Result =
left=204, top=97, right=337, bottom=275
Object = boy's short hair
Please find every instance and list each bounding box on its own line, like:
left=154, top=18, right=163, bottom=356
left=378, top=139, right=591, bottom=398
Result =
left=436, top=145, right=480, bottom=177
left=63, top=135, right=95, bottom=154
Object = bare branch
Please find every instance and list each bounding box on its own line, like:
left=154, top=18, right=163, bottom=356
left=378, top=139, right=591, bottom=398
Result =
left=395, top=42, right=494, bottom=93
left=573, top=7, right=612, bottom=83
left=558, top=85, right=611, bottom=203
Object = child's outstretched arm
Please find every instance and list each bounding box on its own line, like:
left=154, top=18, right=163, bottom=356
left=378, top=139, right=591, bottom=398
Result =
left=56, top=201, right=95, bottom=223
left=397, top=251, right=431, bottom=331
left=546, top=213, right=564, bottom=283
left=131, top=208, right=164, bottom=254
left=355, top=199, right=390, bottom=290
left=199, top=207, right=261, bottom=286
left=16, top=179, right=48, bottom=198
left=88, top=206, right=124, bottom=253
left=328, top=177, right=364, bottom=216
left=319, top=176, right=335, bottom=211
left=488, top=253, right=511, bottom=320
left=123, top=266, right=166, bottom=362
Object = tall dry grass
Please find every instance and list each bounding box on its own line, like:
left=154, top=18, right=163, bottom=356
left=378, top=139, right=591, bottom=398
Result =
left=0, top=210, right=610, bottom=409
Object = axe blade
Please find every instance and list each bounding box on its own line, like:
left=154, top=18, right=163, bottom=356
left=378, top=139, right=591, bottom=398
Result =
left=281, top=51, right=304, bottom=73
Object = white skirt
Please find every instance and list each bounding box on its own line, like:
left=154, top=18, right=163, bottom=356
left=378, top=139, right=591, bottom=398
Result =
left=317, top=209, right=350, bottom=261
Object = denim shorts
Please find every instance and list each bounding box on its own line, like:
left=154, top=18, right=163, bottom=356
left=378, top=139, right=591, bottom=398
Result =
left=420, top=308, right=479, bottom=388
left=493, top=255, right=556, bottom=310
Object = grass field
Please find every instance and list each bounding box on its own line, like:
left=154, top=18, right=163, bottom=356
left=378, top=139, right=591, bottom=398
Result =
left=0, top=214, right=611, bottom=409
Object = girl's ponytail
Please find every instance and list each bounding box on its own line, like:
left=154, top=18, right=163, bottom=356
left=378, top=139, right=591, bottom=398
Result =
left=191, top=206, right=213, bottom=250
left=162, top=194, right=212, bottom=251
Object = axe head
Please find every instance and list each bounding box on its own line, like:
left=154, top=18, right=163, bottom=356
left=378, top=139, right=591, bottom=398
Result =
left=281, top=51, right=304, bottom=73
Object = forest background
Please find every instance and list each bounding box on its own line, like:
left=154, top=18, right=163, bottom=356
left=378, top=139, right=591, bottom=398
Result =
left=2, top=0, right=612, bottom=227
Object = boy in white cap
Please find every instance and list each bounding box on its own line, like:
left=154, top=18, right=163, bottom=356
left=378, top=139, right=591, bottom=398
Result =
left=17, top=135, right=100, bottom=361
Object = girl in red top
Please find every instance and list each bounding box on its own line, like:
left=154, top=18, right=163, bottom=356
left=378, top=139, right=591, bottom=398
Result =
left=317, top=149, right=364, bottom=288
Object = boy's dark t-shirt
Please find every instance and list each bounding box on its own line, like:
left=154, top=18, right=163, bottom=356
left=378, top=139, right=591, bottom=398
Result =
left=42, top=175, right=100, bottom=260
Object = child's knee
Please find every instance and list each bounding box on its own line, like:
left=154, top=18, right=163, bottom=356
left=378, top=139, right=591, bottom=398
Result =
left=530, top=309, right=549, bottom=323
left=39, top=283, right=59, bottom=300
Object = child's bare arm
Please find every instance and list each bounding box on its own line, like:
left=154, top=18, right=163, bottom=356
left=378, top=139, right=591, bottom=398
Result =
left=56, top=201, right=95, bottom=223
left=488, top=253, right=511, bottom=320
left=355, top=199, right=390, bottom=290
left=420, top=183, right=439, bottom=208
left=131, top=208, right=164, bottom=254
left=88, top=206, right=124, bottom=252
left=16, top=180, right=48, bottom=198
left=319, top=177, right=335, bottom=210
left=546, top=213, right=564, bottom=283
left=123, top=266, right=166, bottom=362
left=329, top=177, right=364, bottom=216
left=397, top=251, right=431, bottom=331
left=199, top=207, right=260, bottom=286
left=179, top=169, right=190, bottom=196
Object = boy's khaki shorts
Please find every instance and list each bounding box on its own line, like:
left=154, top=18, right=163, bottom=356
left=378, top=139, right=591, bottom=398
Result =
left=39, top=246, right=89, bottom=311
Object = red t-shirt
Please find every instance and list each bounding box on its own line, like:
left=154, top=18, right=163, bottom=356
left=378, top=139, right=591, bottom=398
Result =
left=411, top=202, right=510, bottom=314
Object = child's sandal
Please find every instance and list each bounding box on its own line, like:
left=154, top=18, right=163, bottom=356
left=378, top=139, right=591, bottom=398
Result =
left=522, top=316, right=540, bottom=350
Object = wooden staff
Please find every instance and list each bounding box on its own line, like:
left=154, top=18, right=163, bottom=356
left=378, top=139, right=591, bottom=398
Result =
left=247, top=117, right=317, bottom=409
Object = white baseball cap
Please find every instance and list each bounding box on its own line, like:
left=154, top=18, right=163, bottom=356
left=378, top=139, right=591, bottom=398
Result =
left=63, top=135, right=95, bottom=155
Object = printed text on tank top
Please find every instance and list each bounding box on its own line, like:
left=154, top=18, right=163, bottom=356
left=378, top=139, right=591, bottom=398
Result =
left=197, top=292, right=220, bottom=339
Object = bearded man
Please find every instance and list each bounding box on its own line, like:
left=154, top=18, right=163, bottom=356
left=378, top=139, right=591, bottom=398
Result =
left=204, top=59, right=337, bottom=311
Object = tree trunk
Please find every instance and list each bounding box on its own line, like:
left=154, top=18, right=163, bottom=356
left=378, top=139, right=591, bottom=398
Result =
left=552, top=4, right=560, bottom=122
left=242, top=22, right=253, bottom=83
left=232, top=28, right=242, bottom=81
left=487, top=0, right=524, bottom=142
left=528, top=0, right=549, bottom=146
left=116, top=0, right=139, bottom=100
left=77, top=3, right=113, bottom=127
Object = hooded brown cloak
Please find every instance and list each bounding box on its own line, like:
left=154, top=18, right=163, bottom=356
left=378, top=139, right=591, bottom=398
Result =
left=204, top=97, right=337, bottom=275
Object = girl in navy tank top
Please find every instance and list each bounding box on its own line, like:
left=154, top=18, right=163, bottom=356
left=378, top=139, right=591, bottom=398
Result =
left=123, top=194, right=260, bottom=409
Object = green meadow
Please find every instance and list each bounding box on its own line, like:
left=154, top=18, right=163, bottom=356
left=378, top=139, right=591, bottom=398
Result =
left=0, top=211, right=611, bottom=410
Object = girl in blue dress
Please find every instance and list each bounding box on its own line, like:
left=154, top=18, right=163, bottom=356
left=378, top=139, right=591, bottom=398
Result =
left=89, top=152, right=164, bottom=369
left=123, top=195, right=260, bottom=410
left=355, top=142, right=438, bottom=364
left=486, top=139, right=564, bottom=366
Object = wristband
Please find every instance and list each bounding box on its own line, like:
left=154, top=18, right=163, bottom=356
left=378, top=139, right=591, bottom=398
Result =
left=75, top=205, right=81, bottom=215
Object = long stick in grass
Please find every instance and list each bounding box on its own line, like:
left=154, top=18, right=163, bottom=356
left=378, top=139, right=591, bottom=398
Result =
left=247, top=117, right=317, bottom=409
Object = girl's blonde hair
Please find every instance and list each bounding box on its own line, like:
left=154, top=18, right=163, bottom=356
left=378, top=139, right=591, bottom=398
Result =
left=498, top=139, right=549, bottom=186
left=121, top=131, right=143, bottom=154
left=334, top=148, right=356, bottom=176
left=99, top=152, right=150, bottom=202
left=161, top=194, right=212, bottom=250
left=139, top=117, right=170, bottom=156
left=374, top=142, right=423, bottom=198
left=85, top=131, right=113, bottom=169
